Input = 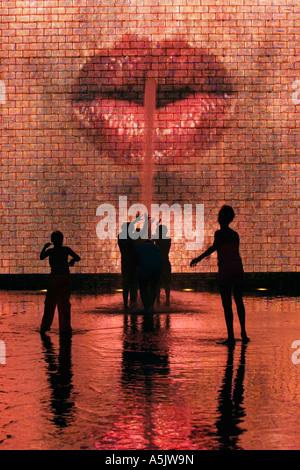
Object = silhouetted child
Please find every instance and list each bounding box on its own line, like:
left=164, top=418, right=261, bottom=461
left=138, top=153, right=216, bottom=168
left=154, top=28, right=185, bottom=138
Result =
left=135, top=239, right=162, bottom=314
left=40, top=231, right=81, bottom=335
left=154, top=224, right=171, bottom=306
left=190, top=205, right=250, bottom=346
left=118, top=222, right=138, bottom=310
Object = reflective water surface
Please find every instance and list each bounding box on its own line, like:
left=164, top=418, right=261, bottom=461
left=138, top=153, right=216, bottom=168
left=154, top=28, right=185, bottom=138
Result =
left=0, top=289, right=300, bottom=450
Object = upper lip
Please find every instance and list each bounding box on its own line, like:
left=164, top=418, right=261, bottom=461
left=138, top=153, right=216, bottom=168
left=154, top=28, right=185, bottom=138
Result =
left=71, top=37, right=234, bottom=106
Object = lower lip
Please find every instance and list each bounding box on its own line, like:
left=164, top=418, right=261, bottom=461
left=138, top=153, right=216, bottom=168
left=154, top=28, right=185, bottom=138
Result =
left=73, top=93, right=235, bottom=161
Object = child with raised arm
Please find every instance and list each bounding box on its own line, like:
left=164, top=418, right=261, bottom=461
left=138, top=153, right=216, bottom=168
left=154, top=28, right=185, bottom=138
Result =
left=40, top=231, right=81, bottom=335
left=190, top=205, right=250, bottom=346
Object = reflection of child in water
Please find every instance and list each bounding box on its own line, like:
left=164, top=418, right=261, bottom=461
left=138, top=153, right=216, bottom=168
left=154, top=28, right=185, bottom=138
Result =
left=40, top=231, right=81, bottom=335
left=190, top=205, right=250, bottom=346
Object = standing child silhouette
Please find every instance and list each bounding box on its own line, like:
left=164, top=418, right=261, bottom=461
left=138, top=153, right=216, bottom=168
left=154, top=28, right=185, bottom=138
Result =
left=40, top=231, right=81, bottom=335
left=190, top=205, right=250, bottom=346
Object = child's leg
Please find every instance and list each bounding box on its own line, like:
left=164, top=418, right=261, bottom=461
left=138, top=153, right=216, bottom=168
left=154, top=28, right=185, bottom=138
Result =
left=122, top=273, right=130, bottom=308
left=233, top=284, right=249, bottom=341
left=139, top=278, right=149, bottom=311
left=165, top=284, right=170, bottom=305
left=129, top=275, right=138, bottom=305
left=148, top=276, right=159, bottom=311
left=219, top=285, right=234, bottom=341
left=41, top=299, right=56, bottom=332
left=40, top=277, right=57, bottom=332
left=57, top=296, right=71, bottom=333
left=57, top=276, right=72, bottom=334
left=122, top=286, right=129, bottom=308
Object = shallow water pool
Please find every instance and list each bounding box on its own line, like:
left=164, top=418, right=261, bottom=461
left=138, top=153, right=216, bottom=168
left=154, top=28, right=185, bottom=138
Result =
left=0, top=289, right=300, bottom=450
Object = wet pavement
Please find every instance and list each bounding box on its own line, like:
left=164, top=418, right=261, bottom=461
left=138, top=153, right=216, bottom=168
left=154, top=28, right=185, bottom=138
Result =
left=0, top=289, right=300, bottom=450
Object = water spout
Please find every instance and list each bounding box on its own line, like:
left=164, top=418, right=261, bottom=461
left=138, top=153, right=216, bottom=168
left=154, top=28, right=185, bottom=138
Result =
left=142, top=78, right=157, bottom=214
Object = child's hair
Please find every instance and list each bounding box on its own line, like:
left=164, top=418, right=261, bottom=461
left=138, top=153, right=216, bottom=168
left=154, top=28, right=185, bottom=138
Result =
left=51, top=230, right=64, bottom=246
left=218, top=205, right=235, bottom=225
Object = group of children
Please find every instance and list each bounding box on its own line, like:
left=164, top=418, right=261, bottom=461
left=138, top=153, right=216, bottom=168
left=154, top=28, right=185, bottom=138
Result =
left=117, top=216, right=172, bottom=314
left=40, top=205, right=249, bottom=346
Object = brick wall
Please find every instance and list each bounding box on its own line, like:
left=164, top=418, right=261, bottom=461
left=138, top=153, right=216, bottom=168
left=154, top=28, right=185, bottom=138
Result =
left=0, top=0, right=299, bottom=275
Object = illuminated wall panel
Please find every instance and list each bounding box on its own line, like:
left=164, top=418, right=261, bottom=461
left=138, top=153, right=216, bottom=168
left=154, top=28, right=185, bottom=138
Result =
left=0, top=0, right=299, bottom=275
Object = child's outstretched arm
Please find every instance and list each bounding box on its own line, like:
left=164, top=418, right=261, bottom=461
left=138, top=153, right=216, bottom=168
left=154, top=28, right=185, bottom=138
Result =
left=40, top=242, right=52, bottom=260
left=190, top=234, right=219, bottom=267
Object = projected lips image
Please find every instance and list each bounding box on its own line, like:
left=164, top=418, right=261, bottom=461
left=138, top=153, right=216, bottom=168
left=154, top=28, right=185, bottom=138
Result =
left=71, top=38, right=236, bottom=161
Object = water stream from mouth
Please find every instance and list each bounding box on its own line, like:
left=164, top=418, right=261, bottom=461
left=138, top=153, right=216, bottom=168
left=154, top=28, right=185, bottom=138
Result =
left=142, top=78, right=157, bottom=216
